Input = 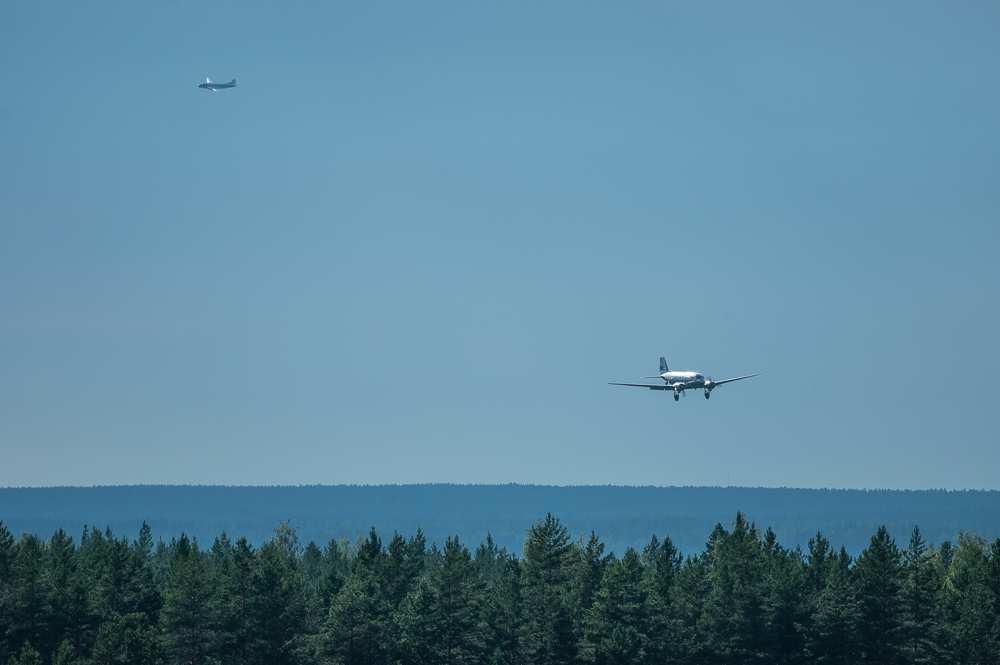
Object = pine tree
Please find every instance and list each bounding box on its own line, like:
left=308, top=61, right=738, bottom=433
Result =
left=384, top=533, right=424, bottom=610
left=320, top=573, right=391, bottom=665
left=573, top=532, right=609, bottom=648
left=642, top=534, right=681, bottom=602
left=216, top=537, right=256, bottom=665
left=396, top=537, right=482, bottom=664
left=6, top=643, right=42, bottom=665
left=96, top=530, right=129, bottom=619
left=761, top=532, right=807, bottom=665
left=942, top=534, right=998, bottom=665
left=854, top=526, right=904, bottom=665
left=438, top=537, right=483, bottom=662
left=8, top=534, right=52, bottom=660
left=160, top=535, right=218, bottom=665
left=50, top=639, right=84, bottom=665
left=91, top=612, right=161, bottom=665
left=82, top=525, right=161, bottom=663
left=299, top=538, right=334, bottom=661
left=581, top=548, right=650, bottom=665
left=480, top=554, right=524, bottom=665
left=640, top=534, right=682, bottom=665
left=805, top=548, right=859, bottom=665
left=354, top=528, right=384, bottom=579
left=406, top=530, right=428, bottom=580
left=44, top=530, right=91, bottom=661
left=474, top=534, right=504, bottom=584
left=700, top=513, right=767, bottom=663
left=987, top=538, right=1000, bottom=657
left=0, top=522, right=15, bottom=665
left=805, top=531, right=834, bottom=597
left=396, top=576, right=440, bottom=665
left=521, top=514, right=578, bottom=665
left=128, top=522, right=160, bottom=621
left=245, top=525, right=307, bottom=665
left=321, top=538, right=349, bottom=603
left=988, top=538, right=1000, bottom=605
left=900, top=527, right=946, bottom=664
left=670, top=554, right=711, bottom=664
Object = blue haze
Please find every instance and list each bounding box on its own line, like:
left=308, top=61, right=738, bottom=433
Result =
left=2, top=1, right=998, bottom=488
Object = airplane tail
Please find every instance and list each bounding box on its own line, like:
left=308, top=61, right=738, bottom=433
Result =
left=659, top=356, right=669, bottom=372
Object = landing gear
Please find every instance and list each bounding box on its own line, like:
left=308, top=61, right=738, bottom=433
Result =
left=704, top=391, right=711, bottom=399
left=673, top=392, right=680, bottom=402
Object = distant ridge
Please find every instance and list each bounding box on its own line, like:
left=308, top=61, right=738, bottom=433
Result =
left=3, top=484, right=998, bottom=554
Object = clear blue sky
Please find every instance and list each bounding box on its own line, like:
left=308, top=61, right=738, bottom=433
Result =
left=2, top=1, right=998, bottom=488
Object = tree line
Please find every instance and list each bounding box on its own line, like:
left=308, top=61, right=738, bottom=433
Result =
left=7, top=486, right=1000, bottom=556
left=1, top=513, right=998, bottom=665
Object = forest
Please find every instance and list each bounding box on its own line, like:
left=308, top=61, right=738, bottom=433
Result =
left=1, top=513, right=999, bottom=665
left=5, top=485, right=1000, bottom=555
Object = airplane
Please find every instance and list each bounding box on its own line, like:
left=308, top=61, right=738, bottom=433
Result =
left=609, top=356, right=758, bottom=402
left=198, top=77, right=237, bottom=92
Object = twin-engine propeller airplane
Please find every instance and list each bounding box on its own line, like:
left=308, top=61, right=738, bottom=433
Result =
left=610, top=356, right=758, bottom=402
left=198, top=77, right=237, bottom=92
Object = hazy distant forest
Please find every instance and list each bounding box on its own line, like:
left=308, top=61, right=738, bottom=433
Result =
left=5, top=485, right=1000, bottom=555
left=2, top=513, right=999, bottom=665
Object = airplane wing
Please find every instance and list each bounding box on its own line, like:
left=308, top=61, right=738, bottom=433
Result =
left=608, top=382, right=671, bottom=390
left=711, top=373, right=759, bottom=386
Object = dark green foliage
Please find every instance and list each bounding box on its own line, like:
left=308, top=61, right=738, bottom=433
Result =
left=6, top=643, right=42, bottom=665
left=0, top=523, right=15, bottom=665
left=320, top=573, right=391, bottom=665
left=395, top=576, right=439, bottom=664
left=761, top=532, right=807, bottom=665
left=806, top=531, right=834, bottom=595
left=670, top=554, right=712, bottom=663
left=521, top=514, right=577, bottom=665
left=804, top=548, right=859, bottom=665
left=160, top=535, right=217, bottom=665
left=46, top=529, right=90, bottom=660
left=942, top=534, right=998, bottom=665
left=901, top=527, right=947, bottom=664
left=573, top=532, right=610, bottom=649
left=581, top=548, right=649, bottom=665
left=91, top=612, right=161, bottom=665
left=854, top=526, right=904, bottom=664
left=480, top=553, right=524, bottom=665
left=245, top=525, right=307, bottom=665
left=641, top=534, right=680, bottom=602
left=8, top=535, right=50, bottom=661
left=700, top=513, right=767, bottom=663
left=0, top=514, right=996, bottom=665
left=51, top=640, right=84, bottom=665
left=640, top=535, right=683, bottom=665
left=396, top=537, right=482, bottom=664
left=215, top=537, right=256, bottom=665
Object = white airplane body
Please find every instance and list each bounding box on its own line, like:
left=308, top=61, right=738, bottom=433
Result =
left=198, top=77, right=237, bottom=92
left=610, top=356, right=758, bottom=402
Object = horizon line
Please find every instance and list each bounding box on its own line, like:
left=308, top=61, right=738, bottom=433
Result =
left=2, top=482, right=998, bottom=493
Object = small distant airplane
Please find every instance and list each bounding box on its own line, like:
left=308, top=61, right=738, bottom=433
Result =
left=198, top=77, right=237, bottom=92
left=610, top=356, right=758, bottom=402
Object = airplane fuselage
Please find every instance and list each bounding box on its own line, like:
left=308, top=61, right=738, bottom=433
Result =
left=198, top=78, right=237, bottom=91
left=659, top=370, right=708, bottom=387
